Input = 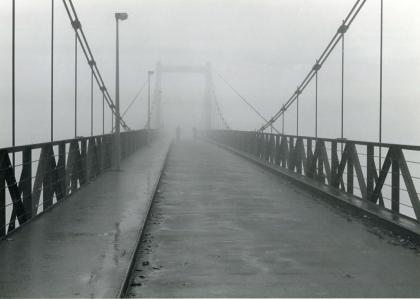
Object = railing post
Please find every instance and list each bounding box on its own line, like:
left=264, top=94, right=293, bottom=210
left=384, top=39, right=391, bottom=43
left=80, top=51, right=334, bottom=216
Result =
left=281, top=136, right=288, bottom=168
left=66, top=141, right=76, bottom=195
left=288, top=137, right=294, bottom=170
left=0, top=152, right=5, bottom=237
left=122, top=133, right=126, bottom=159
left=81, top=139, right=87, bottom=185
left=391, top=151, right=400, bottom=213
left=43, top=146, right=53, bottom=210
left=57, top=143, right=66, bottom=200
left=102, top=136, right=108, bottom=170
left=258, top=133, right=262, bottom=158
left=105, top=136, right=109, bottom=168
left=347, top=142, right=354, bottom=194
left=255, top=133, right=259, bottom=158
left=121, top=134, right=128, bottom=159
left=330, top=141, right=338, bottom=186
left=250, top=132, right=254, bottom=155
left=131, top=132, right=134, bottom=154
left=275, top=135, right=280, bottom=165
left=265, top=134, right=270, bottom=162
left=271, top=134, right=275, bottom=163
left=306, top=139, right=313, bottom=177
left=93, top=139, right=99, bottom=175
left=126, top=132, right=129, bottom=156
left=366, top=144, right=374, bottom=200
left=261, top=133, right=265, bottom=159
left=87, top=139, right=93, bottom=181
left=128, top=132, right=131, bottom=155
left=250, top=132, right=255, bottom=156
left=21, top=148, right=33, bottom=218
left=97, top=137, right=103, bottom=174
left=128, top=132, right=131, bottom=156
left=126, top=133, right=130, bottom=156
left=296, top=139, right=302, bottom=174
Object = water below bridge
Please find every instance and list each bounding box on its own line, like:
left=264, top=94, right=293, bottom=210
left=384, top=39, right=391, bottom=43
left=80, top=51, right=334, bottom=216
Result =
left=1, top=138, right=420, bottom=297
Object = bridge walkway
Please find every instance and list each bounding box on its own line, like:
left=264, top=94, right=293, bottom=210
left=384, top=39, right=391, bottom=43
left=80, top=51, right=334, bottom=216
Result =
left=128, top=140, right=420, bottom=297
left=0, top=138, right=171, bottom=298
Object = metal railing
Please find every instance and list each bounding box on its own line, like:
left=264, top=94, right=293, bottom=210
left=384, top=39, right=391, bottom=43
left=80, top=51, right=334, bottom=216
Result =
left=207, top=130, right=420, bottom=222
left=0, top=129, right=157, bottom=237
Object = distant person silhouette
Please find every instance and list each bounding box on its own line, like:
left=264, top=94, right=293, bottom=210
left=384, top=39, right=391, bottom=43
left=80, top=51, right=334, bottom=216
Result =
left=176, top=126, right=181, bottom=141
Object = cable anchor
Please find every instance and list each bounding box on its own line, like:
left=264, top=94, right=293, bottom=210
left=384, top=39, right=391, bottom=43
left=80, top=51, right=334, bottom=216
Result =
left=337, top=21, right=348, bottom=34
left=71, top=19, right=81, bottom=30
left=313, top=60, right=321, bottom=72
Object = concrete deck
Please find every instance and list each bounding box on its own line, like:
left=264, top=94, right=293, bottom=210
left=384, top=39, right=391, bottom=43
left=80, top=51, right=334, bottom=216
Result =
left=0, top=138, right=170, bottom=298
left=128, top=140, right=420, bottom=298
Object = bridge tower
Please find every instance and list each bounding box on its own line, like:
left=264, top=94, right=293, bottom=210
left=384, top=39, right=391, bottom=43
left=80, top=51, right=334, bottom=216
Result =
left=151, top=62, right=215, bottom=130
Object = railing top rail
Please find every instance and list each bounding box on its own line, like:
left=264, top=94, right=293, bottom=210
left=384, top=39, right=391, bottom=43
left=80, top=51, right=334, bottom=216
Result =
left=0, top=130, right=144, bottom=154
left=214, top=129, right=420, bottom=151
left=0, top=135, right=110, bottom=153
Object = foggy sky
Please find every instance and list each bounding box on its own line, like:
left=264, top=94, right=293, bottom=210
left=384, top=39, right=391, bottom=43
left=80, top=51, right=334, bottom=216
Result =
left=1, top=0, right=420, bottom=147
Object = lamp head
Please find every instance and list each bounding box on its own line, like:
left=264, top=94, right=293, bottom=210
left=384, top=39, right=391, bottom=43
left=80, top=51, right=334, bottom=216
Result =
left=115, top=12, right=128, bottom=21
left=148, top=71, right=155, bottom=76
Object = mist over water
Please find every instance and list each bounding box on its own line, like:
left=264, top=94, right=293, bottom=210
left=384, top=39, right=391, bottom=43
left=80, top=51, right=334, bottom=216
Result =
left=1, top=0, right=420, bottom=147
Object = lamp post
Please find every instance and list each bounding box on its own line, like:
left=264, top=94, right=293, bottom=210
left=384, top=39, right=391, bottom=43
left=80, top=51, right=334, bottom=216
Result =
left=147, top=70, right=154, bottom=129
left=114, top=12, right=128, bottom=171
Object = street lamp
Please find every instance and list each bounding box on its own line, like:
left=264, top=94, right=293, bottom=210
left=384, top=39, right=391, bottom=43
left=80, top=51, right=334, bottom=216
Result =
left=147, top=70, right=154, bottom=129
left=114, top=12, right=128, bottom=171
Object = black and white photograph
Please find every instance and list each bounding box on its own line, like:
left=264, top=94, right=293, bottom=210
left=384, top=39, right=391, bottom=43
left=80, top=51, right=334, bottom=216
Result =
left=1, top=0, right=420, bottom=298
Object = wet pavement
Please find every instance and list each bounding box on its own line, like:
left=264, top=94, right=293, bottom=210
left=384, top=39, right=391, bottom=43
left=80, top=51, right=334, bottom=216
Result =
left=128, top=140, right=420, bottom=297
left=0, top=138, right=170, bottom=298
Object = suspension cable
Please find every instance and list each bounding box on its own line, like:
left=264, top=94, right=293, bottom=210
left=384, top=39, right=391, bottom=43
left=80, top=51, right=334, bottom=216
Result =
left=90, top=69, right=94, bottom=136
left=259, top=0, right=367, bottom=132
left=74, top=31, right=77, bottom=137
left=144, top=93, right=158, bottom=128
left=110, top=80, right=148, bottom=132
left=121, top=80, right=147, bottom=118
left=379, top=0, right=384, bottom=167
left=215, top=70, right=280, bottom=133
left=12, top=0, right=16, bottom=170
left=212, top=90, right=231, bottom=130
left=341, top=21, right=346, bottom=144
left=315, top=79, right=318, bottom=138
left=50, top=0, right=54, bottom=141
left=62, top=0, right=131, bottom=131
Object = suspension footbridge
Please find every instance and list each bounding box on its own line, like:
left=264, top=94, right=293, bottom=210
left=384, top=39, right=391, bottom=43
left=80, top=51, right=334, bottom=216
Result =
left=1, top=0, right=420, bottom=297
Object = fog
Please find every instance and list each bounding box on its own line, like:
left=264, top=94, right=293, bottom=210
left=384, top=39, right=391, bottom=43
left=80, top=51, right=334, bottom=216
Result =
left=1, top=0, right=420, bottom=147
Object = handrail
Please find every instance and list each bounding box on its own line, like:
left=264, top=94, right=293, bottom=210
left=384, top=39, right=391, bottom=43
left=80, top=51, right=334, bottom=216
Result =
left=0, top=129, right=158, bottom=237
left=207, top=129, right=420, bottom=221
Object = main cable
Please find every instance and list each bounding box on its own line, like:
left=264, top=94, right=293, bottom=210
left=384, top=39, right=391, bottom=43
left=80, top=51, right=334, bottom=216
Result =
left=121, top=80, right=148, bottom=118
left=215, top=70, right=280, bottom=133
left=62, top=0, right=131, bottom=130
left=259, top=0, right=367, bottom=132
left=211, top=90, right=231, bottom=130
